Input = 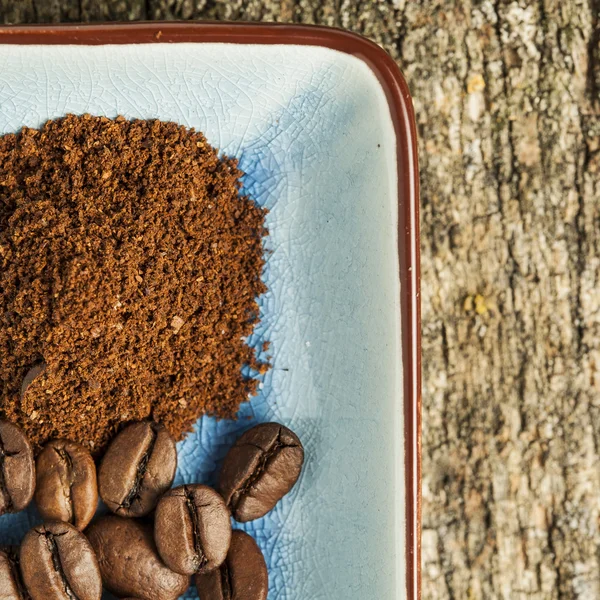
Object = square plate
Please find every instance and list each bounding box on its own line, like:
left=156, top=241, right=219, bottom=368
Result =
left=0, top=23, right=420, bottom=600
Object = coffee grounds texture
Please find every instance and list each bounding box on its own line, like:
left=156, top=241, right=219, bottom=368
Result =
left=0, top=114, right=268, bottom=454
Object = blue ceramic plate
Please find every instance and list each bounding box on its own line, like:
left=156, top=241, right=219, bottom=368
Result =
left=0, top=24, right=420, bottom=600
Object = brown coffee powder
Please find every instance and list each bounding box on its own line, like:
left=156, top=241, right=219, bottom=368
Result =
left=0, top=114, right=268, bottom=454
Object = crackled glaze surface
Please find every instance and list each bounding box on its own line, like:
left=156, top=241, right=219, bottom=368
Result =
left=0, top=43, right=402, bottom=599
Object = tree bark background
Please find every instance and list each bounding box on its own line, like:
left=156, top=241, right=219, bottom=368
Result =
left=1, top=1, right=598, bottom=598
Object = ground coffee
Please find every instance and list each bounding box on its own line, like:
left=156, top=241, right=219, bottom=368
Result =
left=0, top=115, right=267, bottom=454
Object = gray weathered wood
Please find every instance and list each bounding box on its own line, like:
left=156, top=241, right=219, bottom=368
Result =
left=0, top=0, right=37, bottom=22
left=1, top=1, right=598, bottom=598
left=80, top=0, right=146, bottom=21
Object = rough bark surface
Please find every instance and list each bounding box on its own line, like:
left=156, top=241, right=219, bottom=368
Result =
left=1, top=1, right=599, bottom=599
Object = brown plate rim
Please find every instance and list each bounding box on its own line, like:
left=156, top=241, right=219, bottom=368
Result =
left=0, top=22, right=421, bottom=599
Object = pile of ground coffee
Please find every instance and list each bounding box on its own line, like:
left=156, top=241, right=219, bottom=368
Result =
left=0, top=114, right=267, bottom=454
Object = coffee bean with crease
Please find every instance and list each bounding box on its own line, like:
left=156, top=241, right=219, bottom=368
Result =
left=20, top=521, right=102, bottom=600
left=195, top=530, right=268, bottom=600
left=219, top=422, right=304, bottom=522
left=98, top=421, right=177, bottom=517
left=86, top=516, right=190, bottom=600
left=154, top=484, right=231, bottom=576
left=35, top=439, right=98, bottom=530
left=0, top=546, right=31, bottom=599
left=20, top=362, right=46, bottom=402
left=0, top=420, right=35, bottom=516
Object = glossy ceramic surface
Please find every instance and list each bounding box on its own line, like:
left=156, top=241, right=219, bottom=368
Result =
left=0, top=24, right=420, bottom=600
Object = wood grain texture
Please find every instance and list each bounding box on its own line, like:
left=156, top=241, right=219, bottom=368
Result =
left=1, top=1, right=599, bottom=598
left=80, top=0, right=146, bottom=21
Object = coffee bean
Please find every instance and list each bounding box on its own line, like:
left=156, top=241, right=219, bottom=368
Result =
left=195, top=530, right=268, bottom=600
left=86, top=516, right=190, bottom=600
left=35, top=439, right=98, bottom=530
left=98, top=421, right=177, bottom=517
left=219, top=422, right=304, bottom=522
left=0, top=420, right=35, bottom=515
left=154, top=484, right=231, bottom=576
left=0, top=546, right=30, bottom=600
left=20, top=521, right=102, bottom=600
left=20, top=363, right=46, bottom=401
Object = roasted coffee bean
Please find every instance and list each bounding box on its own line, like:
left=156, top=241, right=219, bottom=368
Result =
left=154, top=484, right=231, bottom=576
left=0, top=546, right=30, bottom=600
left=20, top=521, right=102, bottom=600
left=195, top=530, right=268, bottom=600
left=20, top=363, right=46, bottom=401
left=86, top=516, right=189, bottom=600
left=219, top=422, right=304, bottom=522
left=35, top=439, right=98, bottom=530
left=98, top=421, right=177, bottom=517
left=0, top=420, right=35, bottom=515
